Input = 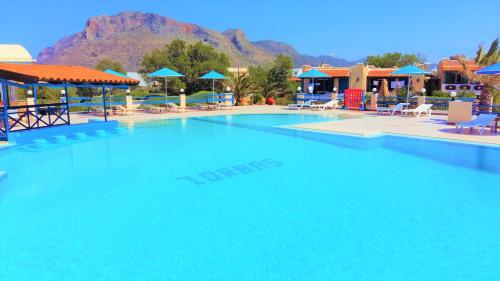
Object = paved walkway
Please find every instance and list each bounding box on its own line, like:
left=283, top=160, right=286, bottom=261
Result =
left=1, top=106, right=498, bottom=146
left=293, top=113, right=500, bottom=145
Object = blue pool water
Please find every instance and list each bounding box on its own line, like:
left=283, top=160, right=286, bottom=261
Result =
left=0, top=114, right=499, bottom=281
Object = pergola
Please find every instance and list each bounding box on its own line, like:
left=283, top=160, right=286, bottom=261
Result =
left=0, top=63, right=138, bottom=140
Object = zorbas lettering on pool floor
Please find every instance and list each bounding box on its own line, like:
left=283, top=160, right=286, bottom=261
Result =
left=175, top=159, right=283, bottom=185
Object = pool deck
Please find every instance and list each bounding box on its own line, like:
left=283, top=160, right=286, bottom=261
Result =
left=1, top=106, right=499, bottom=146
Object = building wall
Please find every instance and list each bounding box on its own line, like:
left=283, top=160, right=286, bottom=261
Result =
left=349, top=63, right=368, bottom=89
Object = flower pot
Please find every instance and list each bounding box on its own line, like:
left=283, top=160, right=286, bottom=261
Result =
left=238, top=97, right=251, bottom=106
left=265, top=96, right=275, bottom=105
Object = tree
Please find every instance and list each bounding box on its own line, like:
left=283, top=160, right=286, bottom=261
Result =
left=140, top=40, right=230, bottom=94
left=228, top=74, right=255, bottom=104
left=474, top=37, right=499, bottom=66
left=260, top=78, right=279, bottom=99
left=267, top=55, right=293, bottom=93
left=186, top=42, right=231, bottom=94
left=459, top=59, right=500, bottom=112
left=95, top=58, right=125, bottom=73
left=366, top=52, right=424, bottom=68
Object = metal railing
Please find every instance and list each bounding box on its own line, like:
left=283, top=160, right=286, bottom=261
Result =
left=5, top=103, right=70, bottom=132
left=473, top=104, right=500, bottom=115
left=377, top=96, right=418, bottom=108
left=294, top=93, right=333, bottom=102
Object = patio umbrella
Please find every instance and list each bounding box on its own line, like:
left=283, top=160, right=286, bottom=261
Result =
left=148, top=67, right=184, bottom=104
left=199, top=71, right=227, bottom=103
left=391, top=65, right=428, bottom=103
left=476, top=62, right=500, bottom=75
left=104, top=69, right=129, bottom=107
left=298, top=69, right=330, bottom=102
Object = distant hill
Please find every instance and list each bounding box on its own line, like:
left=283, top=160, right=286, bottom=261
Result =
left=38, top=12, right=361, bottom=71
left=252, top=40, right=361, bottom=67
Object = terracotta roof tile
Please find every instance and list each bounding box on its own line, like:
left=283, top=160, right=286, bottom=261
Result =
left=320, top=69, right=351, bottom=77
left=0, top=63, right=139, bottom=85
left=438, top=59, right=481, bottom=71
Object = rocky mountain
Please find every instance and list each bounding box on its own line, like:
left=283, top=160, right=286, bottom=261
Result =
left=252, top=40, right=359, bottom=67
left=38, top=12, right=359, bottom=71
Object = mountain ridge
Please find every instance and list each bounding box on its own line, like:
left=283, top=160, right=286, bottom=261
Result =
left=37, top=12, right=361, bottom=71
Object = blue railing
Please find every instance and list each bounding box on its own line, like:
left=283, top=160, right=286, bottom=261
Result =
left=473, top=104, right=500, bottom=115
left=377, top=96, right=418, bottom=107
left=424, top=97, right=476, bottom=111
left=294, top=93, right=334, bottom=102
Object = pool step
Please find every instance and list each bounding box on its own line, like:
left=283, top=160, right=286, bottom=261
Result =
left=0, top=171, right=7, bottom=182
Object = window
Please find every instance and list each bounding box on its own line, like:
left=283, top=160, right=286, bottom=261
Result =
left=444, top=72, right=469, bottom=84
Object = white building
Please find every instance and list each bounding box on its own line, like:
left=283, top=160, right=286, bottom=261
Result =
left=0, top=44, right=35, bottom=63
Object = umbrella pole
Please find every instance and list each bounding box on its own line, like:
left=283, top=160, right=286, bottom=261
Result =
left=406, top=75, right=411, bottom=103
left=213, top=78, right=215, bottom=104
left=165, top=77, right=168, bottom=104
left=312, top=77, right=315, bottom=103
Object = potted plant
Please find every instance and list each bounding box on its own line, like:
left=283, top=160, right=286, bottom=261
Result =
left=260, top=78, right=278, bottom=105
left=228, top=74, right=254, bottom=106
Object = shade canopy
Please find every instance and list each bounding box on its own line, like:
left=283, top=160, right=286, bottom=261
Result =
left=104, top=69, right=129, bottom=78
left=0, top=63, right=138, bottom=85
left=476, top=62, right=500, bottom=75
left=298, top=69, right=330, bottom=78
left=390, top=65, right=428, bottom=76
left=148, top=67, right=184, bottom=78
left=200, top=70, right=226, bottom=79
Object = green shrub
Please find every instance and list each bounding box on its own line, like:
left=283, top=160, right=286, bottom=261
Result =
left=275, top=96, right=294, bottom=106
left=251, top=93, right=264, bottom=104
left=431, top=91, right=477, bottom=98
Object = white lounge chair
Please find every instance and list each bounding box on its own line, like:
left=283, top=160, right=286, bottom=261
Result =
left=456, top=114, right=497, bottom=135
left=310, top=100, right=339, bottom=111
left=288, top=100, right=314, bottom=110
left=376, top=103, right=409, bottom=115
left=401, top=104, right=433, bottom=118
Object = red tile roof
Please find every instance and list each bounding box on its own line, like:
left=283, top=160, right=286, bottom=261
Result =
left=438, top=59, right=481, bottom=72
left=320, top=69, right=351, bottom=77
left=0, top=63, right=139, bottom=85
left=368, top=69, right=407, bottom=77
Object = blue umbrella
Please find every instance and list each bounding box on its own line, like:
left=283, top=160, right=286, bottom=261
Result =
left=476, top=62, right=500, bottom=75
left=298, top=69, right=330, bottom=101
left=391, top=65, right=428, bottom=103
left=200, top=71, right=227, bottom=100
left=148, top=67, right=184, bottom=103
left=104, top=69, right=129, bottom=78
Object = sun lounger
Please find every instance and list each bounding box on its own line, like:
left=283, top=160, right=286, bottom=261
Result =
left=401, top=104, right=433, bottom=118
left=456, top=113, right=497, bottom=135
left=288, top=100, right=314, bottom=110
left=310, top=100, right=339, bottom=111
left=89, top=107, right=108, bottom=116
left=111, top=105, right=130, bottom=115
left=377, top=103, right=409, bottom=115
left=138, top=104, right=166, bottom=114
left=166, top=103, right=180, bottom=112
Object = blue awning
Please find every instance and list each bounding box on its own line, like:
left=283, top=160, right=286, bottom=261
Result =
left=297, top=69, right=330, bottom=78
left=390, top=65, right=428, bottom=76
left=476, top=62, right=500, bottom=75
left=200, top=70, right=226, bottom=79
left=148, top=67, right=184, bottom=78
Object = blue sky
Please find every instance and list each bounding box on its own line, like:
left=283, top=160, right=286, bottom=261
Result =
left=1, top=0, right=499, bottom=63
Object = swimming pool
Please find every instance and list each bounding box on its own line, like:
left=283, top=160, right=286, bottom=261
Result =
left=0, top=114, right=499, bottom=280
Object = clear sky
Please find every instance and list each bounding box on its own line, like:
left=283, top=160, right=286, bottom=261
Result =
left=1, top=0, right=499, bottom=63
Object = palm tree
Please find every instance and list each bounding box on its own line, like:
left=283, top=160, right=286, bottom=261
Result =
left=228, top=74, right=254, bottom=105
left=475, top=38, right=500, bottom=66
left=258, top=78, right=279, bottom=105
left=460, top=39, right=500, bottom=112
